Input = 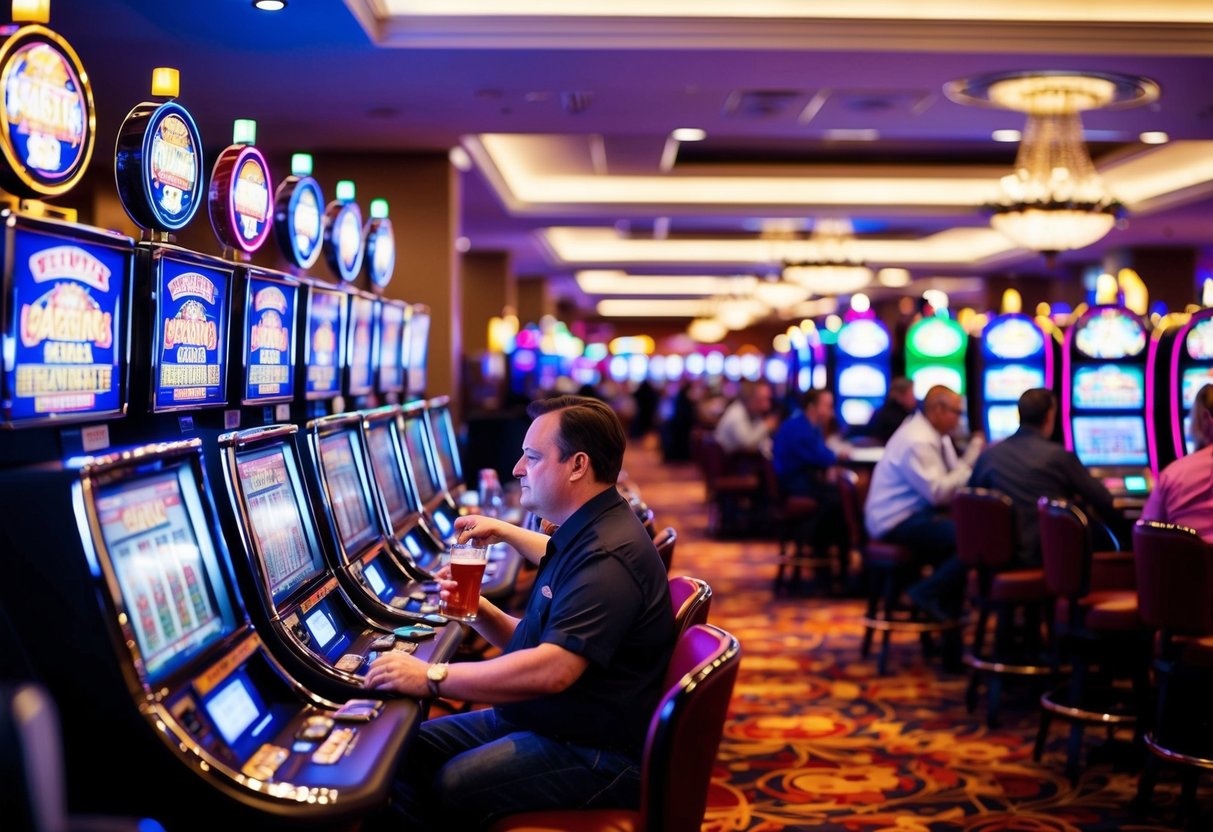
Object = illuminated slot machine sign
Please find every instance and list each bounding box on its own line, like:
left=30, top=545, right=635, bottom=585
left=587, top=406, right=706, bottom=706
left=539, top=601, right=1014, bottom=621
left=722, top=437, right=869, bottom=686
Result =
left=2, top=222, right=132, bottom=426
left=152, top=254, right=231, bottom=411
left=834, top=317, right=891, bottom=429
left=1063, top=306, right=1151, bottom=495
left=302, top=286, right=345, bottom=401
left=905, top=315, right=968, bottom=400
left=981, top=313, right=1051, bottom=441
left=345, top=293, right=378, bottom=398
left=377, top=300, right=406, bottom=396
left=406, top=304, right=431, bottom=399
left=241, top=274, right=297, bottom=405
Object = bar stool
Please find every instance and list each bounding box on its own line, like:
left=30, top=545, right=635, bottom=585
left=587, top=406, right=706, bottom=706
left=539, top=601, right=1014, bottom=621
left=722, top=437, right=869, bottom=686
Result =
left=953, top=487, right=1052, bottom=727
left=838, top=469, right=962, bottom=675
left=1132, top=520, right=1213, bottom=822
left=1034, top=498, right=1146, bottom=782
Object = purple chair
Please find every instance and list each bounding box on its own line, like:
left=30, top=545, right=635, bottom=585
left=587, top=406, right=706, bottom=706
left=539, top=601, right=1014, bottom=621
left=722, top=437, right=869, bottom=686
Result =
left=669, top=574, right=712, bottom=639
left=653, top=526, right=677, bottom=574
left=489, top=624, right=741, bottom=832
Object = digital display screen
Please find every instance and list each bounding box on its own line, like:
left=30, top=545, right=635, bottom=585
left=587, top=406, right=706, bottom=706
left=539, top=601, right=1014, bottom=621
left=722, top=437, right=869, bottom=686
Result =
left=96, top=466, right=236, bottom=683
left=837, top=364, right=887, bottom=398
left=243, top=275, right=296, bottom=404
left=363, top=560, right=387, bottom=596
left=4, top=225, right=129, bottom=424
left=401, top=415, right=439, bottom=503
left=319, top=431, right=377, bottom=554
left=1074, top=309, right=1146, bottom=359
left=347, top=295, right=376, bottom=397
left=840, top=398, right=874, bottom=427
left=1186, top=319, right=1213, bottom=361
left=427, top=406, right=461, bottom=488
left=1072, top=365, right=1145, bottom=410
left=154, top=255, right=230, bottom=411
left=909, top=318, right=965, bottom=359
left=987, top=404, right=1021, bottom=442
left=236, top=446, right=323, bottom=604
left=910, top=365, right=964, bottom=400
left=406, top=308, right=430, bottom=396
left=305, top=287, right=343, bottom=399
left=984, top=364, right=1045, bottom=402
left=1182, top=367, right=1213, bottom=409
left=204, top=676, right=261, bottom=745
left=1124, top=475, right=1148, bottom=493
left=836, top=319, right=889, bottom=359
left=378, top=301, right=405, bottom=393
left=366, top=422, right=412, bottom=523
left=984, top=315, right=1044, bottom=360
left=1072, top=415, right=1148, bottom=466
left=305, top=606, right=337, bottom=649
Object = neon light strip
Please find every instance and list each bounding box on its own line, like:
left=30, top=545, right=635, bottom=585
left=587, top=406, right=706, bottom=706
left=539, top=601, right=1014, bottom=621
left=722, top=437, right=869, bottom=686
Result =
left=1145, top=323, right=1167, bottom=477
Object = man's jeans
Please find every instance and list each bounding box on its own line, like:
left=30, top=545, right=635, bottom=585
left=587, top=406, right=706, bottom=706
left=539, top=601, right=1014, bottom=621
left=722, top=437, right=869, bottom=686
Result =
left=385, top=709, right=642, bottom=829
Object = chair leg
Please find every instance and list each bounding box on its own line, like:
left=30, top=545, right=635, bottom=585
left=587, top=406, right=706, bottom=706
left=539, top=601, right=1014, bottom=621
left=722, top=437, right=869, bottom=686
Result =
left=1034, top=711, right=1052, bottom=761
left=986, top=674, right=1004, bottom=729
left=1134, top=753, right=1159, bottom=810
left=965, top=670, right=981, bottom=714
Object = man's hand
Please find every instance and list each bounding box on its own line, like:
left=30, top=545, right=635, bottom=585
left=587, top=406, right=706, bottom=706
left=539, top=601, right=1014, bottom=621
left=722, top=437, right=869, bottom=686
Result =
left=364, top=651, right=429, bottom=697
left=453, top=514, right=509, bottom=546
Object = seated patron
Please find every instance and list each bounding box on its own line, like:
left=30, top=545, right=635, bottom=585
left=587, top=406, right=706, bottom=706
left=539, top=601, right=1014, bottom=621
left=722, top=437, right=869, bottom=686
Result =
left=714, top=380, right=779, bottom=457
left=772, top=389, right=847, bottom=554
left=1143, top=383, right=1213, bottom=541
left=365, top=395, right=675, bottom=829
left=969, top=388, right=1122, bottom=566
left=864, top=386, right=985, bottom=621
left=865, top=377, right=918, bottom=445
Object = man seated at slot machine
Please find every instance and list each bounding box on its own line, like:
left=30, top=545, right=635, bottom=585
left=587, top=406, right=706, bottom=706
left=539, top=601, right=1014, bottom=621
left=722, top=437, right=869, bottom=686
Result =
left=1143, top=383, right=1213, bottom=541
left=772, top=389, right=849, bottom=556
left=865, top=386, right=985, bottom=624
left=714, top=379, right=779, bottom=457
left=969, top=388, right=1124, bottom=567
left=363, top=395, right=674, bottom=829
left=864, top=376, right=918, bottom=445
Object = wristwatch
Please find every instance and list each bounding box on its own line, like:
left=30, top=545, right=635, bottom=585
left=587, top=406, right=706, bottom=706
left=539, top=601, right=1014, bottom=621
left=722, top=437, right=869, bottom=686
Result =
left=426, top=662, right=449, bottom=698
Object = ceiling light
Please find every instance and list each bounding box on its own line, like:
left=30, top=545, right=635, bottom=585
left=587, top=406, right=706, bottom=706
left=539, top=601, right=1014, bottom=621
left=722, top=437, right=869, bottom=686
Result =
left=877, top=267, right=911, bottom=287
left=1140, top=131, right=1169, bottom=145
left=449, top=146, right=473, bottom=171
left=752, top=276, right=810, bottom=308
left=688, top=318, right=728, bottom=343
left=778, top=219, right=873, bottom=295
left=671, top=127, right=707, bottom=142
left=253, top=0, right=287, bottom=10
left=991, top=129, right=1021, bottom=142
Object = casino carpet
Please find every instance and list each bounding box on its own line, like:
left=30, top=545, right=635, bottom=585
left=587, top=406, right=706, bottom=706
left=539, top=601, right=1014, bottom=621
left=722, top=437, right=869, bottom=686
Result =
left=620, top=440, right=1203, bottom=832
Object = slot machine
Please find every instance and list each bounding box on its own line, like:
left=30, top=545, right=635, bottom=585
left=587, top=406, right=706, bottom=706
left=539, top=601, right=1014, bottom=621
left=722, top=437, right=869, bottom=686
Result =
left=426, top=394, right=467, bottom=501
left=832, top=304, right=892, bottom=433
left=979, top=311, right=1056, bottom=441
left=1146, top=301, right=1213, bottom=473
left=216, top=423, right=456, bottom=702
left=1063, top=305, right=1153, bottom=509
left=405, top=302, right=432, bottom=402
left=905, top=312, right=968, bottom=401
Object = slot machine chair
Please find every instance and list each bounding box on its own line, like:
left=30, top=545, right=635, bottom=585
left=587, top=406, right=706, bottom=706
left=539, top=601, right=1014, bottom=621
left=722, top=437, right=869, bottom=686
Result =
left=838, top=469, right=963, bottom=676
left=489, top=624, right=741, bottom=832
left=1034, top=498, right=1148, bottom=782
left=764, top=457, right=833, bottom=597
left=1132, top=521, right=1213, bottom=822
left=669, top=575, right=712, bottom=639
left=953, top=488, right=1052, bottom=728
left=653, top=526, right=677, bottom=573
left=696, top=432, right=763, bottom=538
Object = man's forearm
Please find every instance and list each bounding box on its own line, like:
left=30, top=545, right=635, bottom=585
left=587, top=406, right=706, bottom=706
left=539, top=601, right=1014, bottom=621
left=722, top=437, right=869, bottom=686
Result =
left=465, top=597, right=519, bottom=650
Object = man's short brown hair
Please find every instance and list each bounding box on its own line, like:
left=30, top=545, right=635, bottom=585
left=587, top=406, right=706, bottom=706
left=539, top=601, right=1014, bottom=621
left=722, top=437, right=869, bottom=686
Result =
left=527, top=395, right=626, bottom=484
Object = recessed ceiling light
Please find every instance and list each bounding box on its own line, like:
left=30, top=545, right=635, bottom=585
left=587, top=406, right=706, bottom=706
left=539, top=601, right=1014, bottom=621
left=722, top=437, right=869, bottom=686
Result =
left=253, top=0, right=286, bottom=10
left=671, top=127, right=707, bottom=142
left=1140, top=131, right=1169, bottom=144
left=991, top=129, right=1021, bottom=142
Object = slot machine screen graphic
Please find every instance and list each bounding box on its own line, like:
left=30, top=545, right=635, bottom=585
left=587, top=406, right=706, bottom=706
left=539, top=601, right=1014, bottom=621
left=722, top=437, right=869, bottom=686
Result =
left=406, top=308, right=431, bottom=396
left=154, top=256, right=230, bottom=411
left=347, top=295, right=376, bottom=397
left=236, top=446, right=324, bottom=604
left=97, top=466, right=237, bottom=683
left=378, top=301, right=405, bottom=393
left=305, top=287, right=344, bottom=400
left=427, top=406, right=461, bottom=488
left=4, top=226, right=130, bottom=424
left=1073, top=416, right=1148, bottom=467
left=984, top=364, right=1046, bottom=402
left=367, top=422, right=412, bottom=524
left=243, top=276, right=296, bottom=404
left=401, top=415, right=439, bottom=504
left=320, top=431, right=377, bottom=555
left=1072, top=365, right=1145, bottom=410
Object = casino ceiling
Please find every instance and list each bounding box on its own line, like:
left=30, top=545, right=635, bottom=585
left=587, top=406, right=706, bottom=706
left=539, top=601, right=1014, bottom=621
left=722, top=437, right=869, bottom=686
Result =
left=54, top=1, right=1213, bottom=323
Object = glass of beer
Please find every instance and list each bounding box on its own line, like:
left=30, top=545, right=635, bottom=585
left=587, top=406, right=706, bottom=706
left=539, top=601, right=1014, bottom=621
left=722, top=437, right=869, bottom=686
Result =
left=441, top=542, right=488, bottom=621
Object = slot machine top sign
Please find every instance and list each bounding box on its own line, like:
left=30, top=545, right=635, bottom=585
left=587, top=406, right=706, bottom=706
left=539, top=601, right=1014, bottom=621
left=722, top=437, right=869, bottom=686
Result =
left=0, top=25, right=95, bottom=198
left=209, top=140, right=274, bottom=254
left=115, top=100, right=204, bottom=232
left=272, top=175, right=324, bottom=271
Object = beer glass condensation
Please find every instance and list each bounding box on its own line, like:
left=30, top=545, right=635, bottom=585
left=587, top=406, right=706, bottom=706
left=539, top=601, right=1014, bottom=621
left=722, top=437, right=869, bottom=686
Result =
left=441, top=542, right=488, bottom=621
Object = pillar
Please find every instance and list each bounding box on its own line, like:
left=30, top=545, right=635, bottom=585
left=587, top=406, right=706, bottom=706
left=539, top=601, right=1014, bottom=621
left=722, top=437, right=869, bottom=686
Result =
left=516, top=276, right=553, bottom=326
left=462, top=251, right=515, bottom=353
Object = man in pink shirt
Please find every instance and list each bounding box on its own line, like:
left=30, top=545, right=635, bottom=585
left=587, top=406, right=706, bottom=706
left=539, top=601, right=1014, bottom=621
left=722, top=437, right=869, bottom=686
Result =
left=1143, top=384, right=1213, bottom=541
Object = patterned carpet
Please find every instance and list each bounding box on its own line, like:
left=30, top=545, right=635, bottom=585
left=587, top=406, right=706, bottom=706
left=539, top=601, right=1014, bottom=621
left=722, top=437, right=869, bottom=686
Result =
left=621, top=441, right=1201, bottom=832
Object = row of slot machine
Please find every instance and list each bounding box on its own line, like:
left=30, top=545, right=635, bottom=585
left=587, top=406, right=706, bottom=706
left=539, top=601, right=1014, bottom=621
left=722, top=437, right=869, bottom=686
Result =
left=829, top=298, right=1213, bottom=509
left=0, top=19, right=521, bottom=827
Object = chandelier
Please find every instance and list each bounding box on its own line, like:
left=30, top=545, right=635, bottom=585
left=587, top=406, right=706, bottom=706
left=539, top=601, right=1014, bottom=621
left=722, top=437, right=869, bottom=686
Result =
left=945, top=71, right=1158, bottom=257
left=777, top=218, right=873, bottom=295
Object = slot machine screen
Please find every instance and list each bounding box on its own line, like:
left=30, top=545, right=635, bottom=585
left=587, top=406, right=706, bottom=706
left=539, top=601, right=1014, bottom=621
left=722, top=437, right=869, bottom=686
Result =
left=987, top=404, right=1021, bottom=442
left=242, top=275, right=297, bottom=405
left=378, top=301, right=405, bottom=394
left=347, top=295, right=377, bottom=398
left=836, top=319, right=889, bottom=358
left=837, top=365, right=887, bottom=399
left=427, top=405, right=462, bottom=489
left=1071, top=365, right=1145, bottom=409
left=1074, top=309, right=1147, bottom=359
left=911, top=366, right=964, bottom=401
left=362, top=560, right=389, bottom=597
left=984, top=364, right=1045, bottom=402
left=3, top=225, right=130, bottom=425
left=401, top=414, right=439, bottom=504
left=304, top=287, right=344, bottom=400
left=985, top=316, right=1044, bottom=360
left=366, top=421, right=414, bottom=525
left=203, top=672, right=266, bottom=746
left=1182, top=367, right=1213, bottom=408
left=1186, top=319, right=1213, bottom=360
left=97, top=465, right=238, bottom=684
left=153, top=254, right=231, bottom=411
left=236, top=446, right=325, bottom=604
left=840, top=399, right=874, bottom=427
left=1072, top=416, right=1148, bottom=467
left=406, top=308, right=431, bottom=397
left=319, top=431, right=378, bottom=556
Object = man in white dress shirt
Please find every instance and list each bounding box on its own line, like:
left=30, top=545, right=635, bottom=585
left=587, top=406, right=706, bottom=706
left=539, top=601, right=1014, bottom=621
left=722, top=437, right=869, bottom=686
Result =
left=714, top=380, right=778, bottom=458
left=864, top=385, right=985, bottom=621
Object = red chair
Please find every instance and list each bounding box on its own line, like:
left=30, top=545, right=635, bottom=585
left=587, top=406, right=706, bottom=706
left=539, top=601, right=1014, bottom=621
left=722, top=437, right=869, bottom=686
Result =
left=489, top=624, right=742, bottom=832
left=953, top=487, right=1051, bottom=727
left=697, top=434, right=761, bottom=538
left=763, top=458, right=827, bottom=596
left=1034, top=498, right=1146, bottom=782
left=1132, top=520, right=1213, bottom=821
left=653, top=526, right=677, bottom=573
left=669, top=574, right=712, bottom=638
